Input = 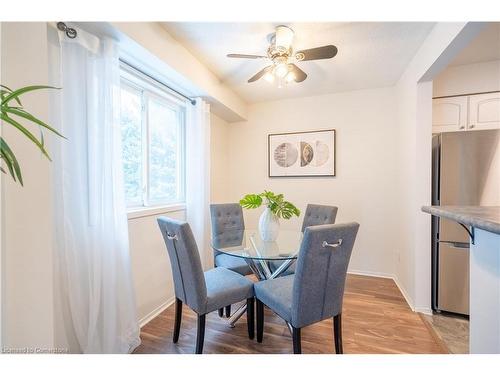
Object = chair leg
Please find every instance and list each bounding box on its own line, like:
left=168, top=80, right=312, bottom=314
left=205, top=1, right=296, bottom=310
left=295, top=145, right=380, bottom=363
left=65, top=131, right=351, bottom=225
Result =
left=218, top=308, right=224, bottom=317
left=256, top=299, right=264, bottom=343
left=225, top=305, right=231, bottom=318
left=292, top=326, right=302, bottom=354
left=246, top=298, right=255, bottom=340
left=333, top=314, right=343, bottom=354
left=195, top=314, right=206, bottom=354
left=173, top=298, right=182, bottom=343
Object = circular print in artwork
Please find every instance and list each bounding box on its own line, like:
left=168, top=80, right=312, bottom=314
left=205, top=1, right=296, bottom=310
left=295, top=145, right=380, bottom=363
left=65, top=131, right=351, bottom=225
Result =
left=274, top=142, right=298, bottom=167
left=300, top=142, right=314, bottom=166
left=314, top=141, right=330, bottom=166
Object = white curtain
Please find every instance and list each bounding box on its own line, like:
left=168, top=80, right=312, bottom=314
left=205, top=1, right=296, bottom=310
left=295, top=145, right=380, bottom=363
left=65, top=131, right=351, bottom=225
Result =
left=186, top=98, right=212, bottom=269
left=51, top=27, right=140, bottom=353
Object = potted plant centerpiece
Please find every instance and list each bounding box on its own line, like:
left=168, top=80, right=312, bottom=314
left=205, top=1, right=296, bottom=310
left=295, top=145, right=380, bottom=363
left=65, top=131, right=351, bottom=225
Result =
left=239, top=190, right=300, bottom=241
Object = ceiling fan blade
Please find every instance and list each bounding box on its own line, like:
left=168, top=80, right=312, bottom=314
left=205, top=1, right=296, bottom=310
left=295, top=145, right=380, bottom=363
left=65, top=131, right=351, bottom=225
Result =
left=227, top=53, right=267, bottom=59
left=295, top=45, right=338, bottom=61
left=248, top=66, right=273, bottom=83
left=289, top=64, right=307, bottom=82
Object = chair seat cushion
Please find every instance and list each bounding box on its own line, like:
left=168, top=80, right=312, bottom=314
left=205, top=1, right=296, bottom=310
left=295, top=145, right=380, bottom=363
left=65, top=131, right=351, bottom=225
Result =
left=254, top=274, right=294, bottom=323
left=204, top=267, right=254, bottom=314
left=215, top=253, right=252, bottom=275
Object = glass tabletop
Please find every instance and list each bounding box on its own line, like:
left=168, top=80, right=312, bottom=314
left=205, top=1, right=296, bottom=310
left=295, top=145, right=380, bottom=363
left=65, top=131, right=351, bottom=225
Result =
left=211, top=229, right=303, bottom=261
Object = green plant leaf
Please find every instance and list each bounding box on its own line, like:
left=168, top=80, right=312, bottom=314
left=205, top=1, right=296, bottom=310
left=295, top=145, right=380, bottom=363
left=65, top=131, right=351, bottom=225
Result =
left=239, top=194, right=263, bottom=209
left=0, top=113, right=51, bottom=160
left=0, top=84, right=64, bottom=186
left=0, top=137, right=23, bottom=185
left=1, top=85, right=59, bottom=106
left=0, top=85, right=22, bottom=106
left=3, top=107, right=66, bottom=138
left=240, top=190, right=300, bottom=220
left=0, top=149, right=16, bottom=180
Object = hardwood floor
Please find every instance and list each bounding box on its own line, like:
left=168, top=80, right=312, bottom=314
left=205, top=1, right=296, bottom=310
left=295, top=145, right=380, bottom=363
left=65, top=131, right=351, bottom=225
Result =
left=133, top=274, right=446, bottom=354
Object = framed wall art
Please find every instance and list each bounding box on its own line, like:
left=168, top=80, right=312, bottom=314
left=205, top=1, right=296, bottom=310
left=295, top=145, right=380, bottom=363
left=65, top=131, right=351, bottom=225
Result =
left=268, top=129, right=336, bottom=177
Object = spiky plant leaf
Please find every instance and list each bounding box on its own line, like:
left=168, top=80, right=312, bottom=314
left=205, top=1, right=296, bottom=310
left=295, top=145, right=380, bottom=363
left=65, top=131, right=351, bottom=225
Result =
left=3, top=107, right=65, bottom=138
left=0, top=85, right=63, bottom=185
left=0, top=113, right=51, bottom=159
left=1, top=85, right=57, bottom=105
left=0, top=137, right=23, bottom=185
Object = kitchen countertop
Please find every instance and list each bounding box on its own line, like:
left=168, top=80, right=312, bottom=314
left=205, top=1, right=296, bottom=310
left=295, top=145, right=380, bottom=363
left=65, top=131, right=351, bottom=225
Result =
left=421, top=206, right=500, bottom=235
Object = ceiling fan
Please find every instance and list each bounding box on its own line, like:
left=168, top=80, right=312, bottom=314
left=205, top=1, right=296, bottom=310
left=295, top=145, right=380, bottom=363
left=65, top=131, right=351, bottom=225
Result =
left=227, top=25, right=338, bottom=85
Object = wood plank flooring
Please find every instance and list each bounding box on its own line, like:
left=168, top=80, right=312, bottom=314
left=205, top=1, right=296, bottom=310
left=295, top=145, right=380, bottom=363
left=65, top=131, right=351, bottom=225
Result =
left=133, top=274, right=446, bottom=354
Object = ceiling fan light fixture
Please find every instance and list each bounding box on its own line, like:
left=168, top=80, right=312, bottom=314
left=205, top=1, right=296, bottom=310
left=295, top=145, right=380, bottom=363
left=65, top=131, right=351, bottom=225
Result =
left=264, top=71, right=275, bottom=83
left=227, top=25, right=337, bottom=86
left=285, top=71, right=296, bottom=83
left=275, top=25, right=294, bottom=50
left=274, top=63, right=289, bottom=78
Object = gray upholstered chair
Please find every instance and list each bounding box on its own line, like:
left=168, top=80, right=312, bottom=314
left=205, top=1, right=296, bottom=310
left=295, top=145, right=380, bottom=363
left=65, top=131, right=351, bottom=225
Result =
left=157, top=216, right=255, bottom=354
left=255, top=222, right=360, bottom=354
left=270, top=204, right=339, bottom=276
left=210, top=203, right=252, bottom=317
left=301, top=204, right=338, bottom=232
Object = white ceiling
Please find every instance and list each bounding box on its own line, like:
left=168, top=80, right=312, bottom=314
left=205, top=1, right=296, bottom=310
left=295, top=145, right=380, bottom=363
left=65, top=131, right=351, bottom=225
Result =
left=162, top=22, right=435, bottom=103
left=448, top=23, right=500, bottom=66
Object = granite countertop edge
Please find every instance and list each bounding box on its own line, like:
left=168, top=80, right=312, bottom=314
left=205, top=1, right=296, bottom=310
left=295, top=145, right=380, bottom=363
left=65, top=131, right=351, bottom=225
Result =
left=421, top=206, right=500, bottom=235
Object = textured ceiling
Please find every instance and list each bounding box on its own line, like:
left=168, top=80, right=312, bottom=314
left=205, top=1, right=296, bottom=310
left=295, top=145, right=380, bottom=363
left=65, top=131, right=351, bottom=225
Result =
left=162, top=22, right=435, bottom=103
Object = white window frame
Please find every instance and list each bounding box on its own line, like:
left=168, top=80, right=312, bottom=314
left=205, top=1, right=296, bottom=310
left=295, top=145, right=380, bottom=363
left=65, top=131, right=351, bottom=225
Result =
left=120, top=63, right=187, bottom=213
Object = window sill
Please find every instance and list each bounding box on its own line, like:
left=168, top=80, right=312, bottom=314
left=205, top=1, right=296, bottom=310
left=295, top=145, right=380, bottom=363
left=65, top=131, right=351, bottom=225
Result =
left=127, top=204, right=186, bottom=220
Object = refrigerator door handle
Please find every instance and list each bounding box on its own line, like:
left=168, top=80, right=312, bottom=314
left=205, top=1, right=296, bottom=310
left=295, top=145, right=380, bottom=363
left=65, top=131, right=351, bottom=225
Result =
left=438, top=240, right=470, bottom=249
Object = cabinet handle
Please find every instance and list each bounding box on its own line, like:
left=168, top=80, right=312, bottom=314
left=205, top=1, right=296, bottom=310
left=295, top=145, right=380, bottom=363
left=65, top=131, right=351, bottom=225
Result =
left=469, top=124, right=475, bottom=129
left=459, top=125, right=465, bottom=129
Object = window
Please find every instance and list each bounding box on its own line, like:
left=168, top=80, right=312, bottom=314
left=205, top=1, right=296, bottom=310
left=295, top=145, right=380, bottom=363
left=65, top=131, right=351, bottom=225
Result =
left=120, top=64, right=186, bottom=209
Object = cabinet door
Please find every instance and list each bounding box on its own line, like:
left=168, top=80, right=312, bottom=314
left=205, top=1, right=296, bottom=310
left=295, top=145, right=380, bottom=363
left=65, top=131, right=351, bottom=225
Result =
left=468, top=92, right=500, bottom=131
left=432, top=96, right=468, bottom=133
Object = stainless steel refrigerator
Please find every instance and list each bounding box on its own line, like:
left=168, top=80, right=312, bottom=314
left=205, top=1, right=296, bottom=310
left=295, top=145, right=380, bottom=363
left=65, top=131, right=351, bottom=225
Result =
left=431, top=129, right=500, bottom=315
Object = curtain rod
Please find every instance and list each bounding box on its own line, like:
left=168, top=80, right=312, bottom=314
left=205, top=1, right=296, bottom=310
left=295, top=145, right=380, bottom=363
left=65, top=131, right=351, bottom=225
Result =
left=57, top=22, right=77, bottom=39
left=119, top=59, right=196, bottom=105
left=56, top=23, right=196, bottom=106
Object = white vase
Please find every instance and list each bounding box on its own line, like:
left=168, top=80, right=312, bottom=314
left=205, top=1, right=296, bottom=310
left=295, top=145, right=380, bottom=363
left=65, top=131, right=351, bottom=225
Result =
left=259, top=207, right=280, bottom=242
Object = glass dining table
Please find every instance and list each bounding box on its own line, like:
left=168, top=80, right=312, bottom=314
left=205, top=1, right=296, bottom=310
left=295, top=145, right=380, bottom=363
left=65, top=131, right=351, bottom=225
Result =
left=211, top=228, right=303, bottom=327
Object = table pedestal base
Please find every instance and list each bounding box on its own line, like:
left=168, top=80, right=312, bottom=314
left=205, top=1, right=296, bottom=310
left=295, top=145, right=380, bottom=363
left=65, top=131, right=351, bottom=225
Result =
left=224, top=257, right=296, bottom=328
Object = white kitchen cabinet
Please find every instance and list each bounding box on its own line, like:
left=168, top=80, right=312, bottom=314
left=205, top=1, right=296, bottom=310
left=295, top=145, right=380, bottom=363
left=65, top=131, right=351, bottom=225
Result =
left=432, top=96, right=468, bottom=133
left=468, top=92, right=500, bottom=131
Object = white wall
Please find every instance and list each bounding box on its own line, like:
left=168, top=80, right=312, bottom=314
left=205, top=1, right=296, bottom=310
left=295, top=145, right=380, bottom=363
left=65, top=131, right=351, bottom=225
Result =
left=433, top=60, right=500, bottom=97
left=226, top=88, right=399, bottom=277
left=128, top=209, right=185, bottom=326
left=1, top=22, right=56, bottom=349
left=394, top=22, right=486, bottom=312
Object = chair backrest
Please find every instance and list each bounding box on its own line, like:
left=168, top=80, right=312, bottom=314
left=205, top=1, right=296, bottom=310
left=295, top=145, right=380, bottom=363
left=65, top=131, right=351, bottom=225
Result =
left=210, top=203, right=245, bottom=257
left=157, top=217, right=207, bottom=313
left=301, top=204, right=338, bottom=232
left=210, top=203, right=245, bottom=235
left=291, top=222, right=359, bottom=328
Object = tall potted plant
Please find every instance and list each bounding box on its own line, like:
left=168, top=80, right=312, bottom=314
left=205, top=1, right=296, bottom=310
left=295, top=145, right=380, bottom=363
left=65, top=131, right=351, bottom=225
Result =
left=0, top=85, right=64, bottom=185
left=240, top=190, right=300, bottom=241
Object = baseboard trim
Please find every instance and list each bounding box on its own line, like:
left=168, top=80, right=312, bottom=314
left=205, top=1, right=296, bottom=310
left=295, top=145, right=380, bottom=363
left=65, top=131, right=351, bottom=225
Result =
left=415, top=307, right=433, bottom=315
left=348, top=270, right=417, bottom=311
left=139, top=297, right=175, bottom=328
left=347, top=269, right=394, bottom=279
left=392, top=275, right=415, bottom=311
